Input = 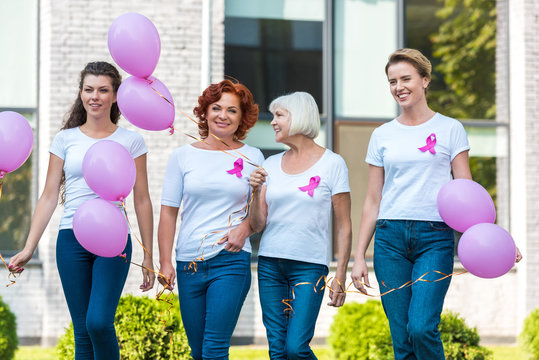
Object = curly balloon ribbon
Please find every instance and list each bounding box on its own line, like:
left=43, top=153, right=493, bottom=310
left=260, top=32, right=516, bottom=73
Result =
left=0, top=251, right=18, bottom=287
left=118, top=201, right=178, bottom=343
left=298, top=176, right=320, bottom=197
left=226, top=159, right=244, bottom=178
left=418, top=133, right=437, bottom=154
left=119, top=201, right=173, bottom=293
left=283, top=270, right=468, bottom=316
left=0, top=171, right=5, bottom=199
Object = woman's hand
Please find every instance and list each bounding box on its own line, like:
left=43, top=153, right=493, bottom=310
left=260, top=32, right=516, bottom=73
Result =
left=158, top=261, right=176, bottom=291
left=328, top=274, right=347, bottom=307
left=351, top=258, right=370, bottom=295
left=8, top=248, right=34, bottom=273
left=516, top=247, right=523, bottom=263
left=140, top=257, right=156, bottom=292
left=249, top=168, right=267, bottom=192
left=218, top=220, right=250, bottom=252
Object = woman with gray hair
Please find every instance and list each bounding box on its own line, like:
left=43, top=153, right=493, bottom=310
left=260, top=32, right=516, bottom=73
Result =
left=249, top=92, right=352, bottom=359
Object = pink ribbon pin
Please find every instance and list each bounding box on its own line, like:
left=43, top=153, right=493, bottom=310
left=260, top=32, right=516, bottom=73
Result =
left=226, top=158, right=243, bottom=178
left=298, top=176, right=321, bottom=197
left=418, top=133, right=437, bottom=154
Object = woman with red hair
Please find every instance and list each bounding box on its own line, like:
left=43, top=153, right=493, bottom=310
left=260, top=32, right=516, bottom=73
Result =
left=157, top=80, right=263, bottom=359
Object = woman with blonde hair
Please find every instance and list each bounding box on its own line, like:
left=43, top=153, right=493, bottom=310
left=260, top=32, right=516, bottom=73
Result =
left=250, top=91, right=352, bottom=359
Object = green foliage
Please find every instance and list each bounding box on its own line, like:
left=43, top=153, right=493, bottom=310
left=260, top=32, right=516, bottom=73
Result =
left=430, top=0, right=496, bottom=120
left=329, top=301, right=492, bottom=360
left=469, top=156, right=497, bottom=208
left=56, top=323, right=75, bottom=359
left=0, top=295, right=18, bottom=360
left=57, top=294, right=190, bottom=359
left=519, top=308, right=539, bottom=359
left=440, top=311, right=492, bottom=360
left=328, top=300, right=393, bottom=359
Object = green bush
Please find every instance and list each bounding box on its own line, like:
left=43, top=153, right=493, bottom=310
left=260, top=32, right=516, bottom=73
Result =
left=57, top=294, right=190, bottom=359
left=329, top=300, right=393, bottom=360
left=329, top=300, right=492, bottom=360
left=440, top=311, right=492, bottom=360
left=520, top=308, right=539, bottom=359
left=0, top=295, right=18, bottom=360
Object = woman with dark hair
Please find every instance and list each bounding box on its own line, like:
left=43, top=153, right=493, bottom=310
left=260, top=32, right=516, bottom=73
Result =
left=9, top=61, right=154, bottom=360
left=157, top=79, right=263, bottom=360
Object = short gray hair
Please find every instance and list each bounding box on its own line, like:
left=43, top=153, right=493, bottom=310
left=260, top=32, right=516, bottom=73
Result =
left=269, top=92, right=320, bottom=139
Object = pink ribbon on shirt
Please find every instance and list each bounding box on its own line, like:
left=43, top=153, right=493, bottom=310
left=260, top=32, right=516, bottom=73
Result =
left=226, top=158, right=243, bottom=178
left=418, top=133, right=437, bottom=154
left=298, top=176, right=321, bottom=197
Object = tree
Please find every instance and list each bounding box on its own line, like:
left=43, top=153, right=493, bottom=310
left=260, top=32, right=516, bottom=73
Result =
left=430, top=0, right=496, bottom=120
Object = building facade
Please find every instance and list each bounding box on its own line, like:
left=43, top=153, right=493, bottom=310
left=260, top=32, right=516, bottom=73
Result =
left=0, top=0, right=537, bottom=346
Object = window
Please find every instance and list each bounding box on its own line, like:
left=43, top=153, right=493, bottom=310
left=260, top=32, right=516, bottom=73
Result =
left=0, top=1, right=38, bottom=255
left=225, top=0, right=326, bottom=156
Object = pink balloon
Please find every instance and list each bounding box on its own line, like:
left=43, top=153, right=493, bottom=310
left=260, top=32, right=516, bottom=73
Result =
left=0, top=111, right=34, bottom=176
left=437, top=179, right=496, bottom=232
left=73, top=198, right=128, bottom=257
left=82, top=140, right=136, bottom=202
left=108, top=13, right=161, bottom=78
left=458, top=223, right=516, bottom=279
left=117, top=76, right=175, bottom=131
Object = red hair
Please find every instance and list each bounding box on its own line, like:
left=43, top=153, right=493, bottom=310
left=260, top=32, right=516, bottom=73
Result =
left=193, top=79, right=259, bottom=140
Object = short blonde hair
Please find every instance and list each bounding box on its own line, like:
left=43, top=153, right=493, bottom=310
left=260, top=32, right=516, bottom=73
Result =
left=269, top=92, right=320, bottom=139
left=385, top=48, right=432, bottom=79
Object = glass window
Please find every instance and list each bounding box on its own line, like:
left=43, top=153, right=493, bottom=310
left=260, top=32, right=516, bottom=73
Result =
left=0, top=0, right=38, bottom=108
left=334, top=0, right=398, bottom=119
left=0, top=1, right=37, bottom=255
left=225, top=0, right=324, bottom=114
left=406, top=0, right=497, bottom=120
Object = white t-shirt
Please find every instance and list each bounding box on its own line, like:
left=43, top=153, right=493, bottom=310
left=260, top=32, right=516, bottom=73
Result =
left=258, top=149, right=350, bottom=267
left=161, top=144, right=264, bottom=262
left=49, top=126, right=148, bottom=229
left=366, top=113, right=470, bottom=221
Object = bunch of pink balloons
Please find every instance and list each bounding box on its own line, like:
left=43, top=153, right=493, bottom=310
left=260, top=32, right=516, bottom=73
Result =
left=0, top=111, right=34, bottom=178
left=437, top=179, right=516, bottom=278
left=73, top=141, right=135, bottom=257
left=108, top=12, right=175, bottom=132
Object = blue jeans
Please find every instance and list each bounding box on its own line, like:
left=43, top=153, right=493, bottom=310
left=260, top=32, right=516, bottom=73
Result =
left=56, top=229, right=132, bottom=360
left=176, top=250, right=251, bottom=360
left=258, top=256, right=329, bottom=360
left=373, top=219, right=454, bottom=360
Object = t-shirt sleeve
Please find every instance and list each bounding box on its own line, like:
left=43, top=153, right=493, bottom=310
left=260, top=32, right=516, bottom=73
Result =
left=450, top=121, right=470, bottom=161
left=365, top=128, right=383, bottom=167
left=130, top=132, right=148, bottom=159
left=330, top=154, right=351, bottom=195
left=49, top=131, right=65, bottom=160
left=161, top=149, right=184, bottom=208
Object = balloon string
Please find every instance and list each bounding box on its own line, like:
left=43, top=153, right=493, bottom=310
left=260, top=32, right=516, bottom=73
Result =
left=119, top=202, right=173, bottom=292
left=185, top=194, right=255, bottom=275
left=0, top=171, right=5, bottom=199
left=283, top=270, right=468, bottom=317
left=0, top=251, right=18, bottom=287
left=119, top=201, right=176, bottom=343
